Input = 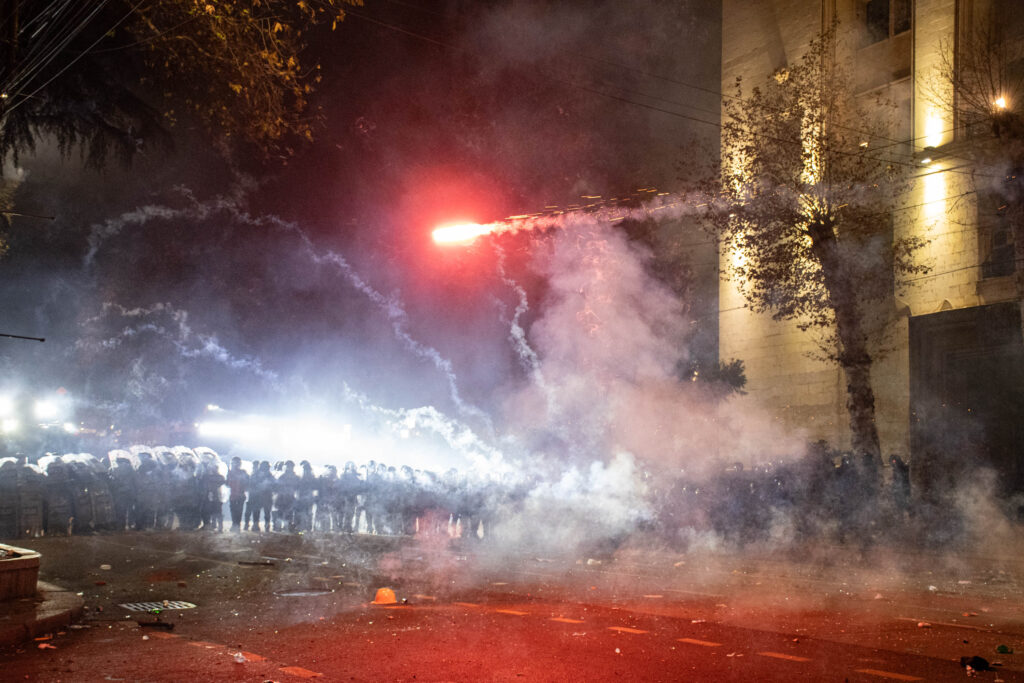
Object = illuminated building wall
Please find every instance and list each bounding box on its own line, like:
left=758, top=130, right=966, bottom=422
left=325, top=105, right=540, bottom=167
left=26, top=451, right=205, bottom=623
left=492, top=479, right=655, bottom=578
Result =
left=720, top=0, right=1017, bottom=460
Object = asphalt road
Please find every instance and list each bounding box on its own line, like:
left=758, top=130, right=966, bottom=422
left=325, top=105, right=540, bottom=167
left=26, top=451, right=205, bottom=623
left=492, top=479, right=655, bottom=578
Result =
left=2, top=531, right=1023, bottom=681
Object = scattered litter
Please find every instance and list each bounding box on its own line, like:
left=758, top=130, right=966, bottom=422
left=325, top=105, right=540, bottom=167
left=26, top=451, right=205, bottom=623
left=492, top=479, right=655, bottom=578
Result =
left=962, top=612, right=978, bottom=617
left=120, top=601, right=195, bottom=612
left=874, top=593, right=884, bottom=600
left=726, top=652, right=742, bottom=657
left=238, top=561, right=275, bottom=567
left=37, top=643, right=57, bottom=650
left=571, top=632, right=586, bottom=637
left=136, top=620, right=174, bottom=630
left=100, top=564, right=112, bottom=571
left=996, top=645, right=1014, bottom=654
left=691, top=619, right=705, bottom=624
left=586, top=559, right=603, bottom=566
left=928, top=585, right=938, bottom=592
left=917, top=622, right=932, bottom=628
left=372, top=587, right=397, bottom=605
left=233, top=652, right=247, bottom=664
left=141, top=635, right=149, bottom=641
left=961, top=656, right=992, bottom=672
left=614, top=648, right=620, bottom=654
left=33, top=635, right=52, bottom=641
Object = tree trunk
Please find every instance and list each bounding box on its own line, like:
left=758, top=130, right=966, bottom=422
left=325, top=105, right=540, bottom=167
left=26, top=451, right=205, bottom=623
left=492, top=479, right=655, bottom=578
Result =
left=809, top=218, right=883, bottom=478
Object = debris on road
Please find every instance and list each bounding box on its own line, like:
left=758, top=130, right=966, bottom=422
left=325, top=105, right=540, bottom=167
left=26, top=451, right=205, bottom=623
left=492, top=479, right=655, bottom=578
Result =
left=996, top=645, right=1014, bottom=654
left=37, top=643, right=57, bottom=650
left=233, top=652, right=247, bottom=663
left=928, top=585, right=938, bottom=592
left=100, top=564, right=112, bottom=570
left=136, top=620, right=174, bottom=630
left=917, top=622, right=931, bottom=628
left=372, top=587, right=397, bottom=605
left=960, top=656, right=993, bottom=672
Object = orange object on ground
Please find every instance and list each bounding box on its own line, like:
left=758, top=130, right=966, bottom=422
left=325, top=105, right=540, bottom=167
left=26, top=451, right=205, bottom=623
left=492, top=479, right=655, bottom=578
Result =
left=372, top=587, right=397, bottom=605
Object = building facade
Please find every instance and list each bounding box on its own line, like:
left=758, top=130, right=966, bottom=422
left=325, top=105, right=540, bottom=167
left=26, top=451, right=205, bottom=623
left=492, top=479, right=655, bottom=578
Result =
left=720, top=0, right=1024, bottom=494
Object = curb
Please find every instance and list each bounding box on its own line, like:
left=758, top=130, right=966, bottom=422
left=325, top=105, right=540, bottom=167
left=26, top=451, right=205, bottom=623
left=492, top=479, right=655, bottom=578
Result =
left=0, top=580, right=84, bottom=647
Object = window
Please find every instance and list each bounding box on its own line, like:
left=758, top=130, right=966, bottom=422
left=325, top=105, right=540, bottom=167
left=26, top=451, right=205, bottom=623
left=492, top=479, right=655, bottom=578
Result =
left=864, top=0, right=912, bottom=45
left=978, top=192, right=1016, bottom=279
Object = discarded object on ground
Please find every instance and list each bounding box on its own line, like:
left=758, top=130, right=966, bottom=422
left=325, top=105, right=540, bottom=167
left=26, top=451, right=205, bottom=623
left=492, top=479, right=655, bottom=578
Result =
left=37, top=643, right=56, bottom=650
left=372, top=587, right=397, bottom=605
left=238, top=560, right=275, bottom=567
left=961, top=656, right=992, bottom=671
left=917, top=622, right=931, bottom=628
left=100, top=564, right=111, bottom=570
left=234, top=652, right=247, bottom=663
left=137, top=618, right=175, bottom=630
left=996, top=645, right=1014, bottom=654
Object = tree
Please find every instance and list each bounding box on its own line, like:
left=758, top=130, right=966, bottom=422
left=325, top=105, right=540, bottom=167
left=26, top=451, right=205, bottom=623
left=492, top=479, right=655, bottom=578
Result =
left=706, top=29, right=927, bottom=474
left=0, top=0, right=361, bottom=168
left=931, top=14, right=1024, bottom=343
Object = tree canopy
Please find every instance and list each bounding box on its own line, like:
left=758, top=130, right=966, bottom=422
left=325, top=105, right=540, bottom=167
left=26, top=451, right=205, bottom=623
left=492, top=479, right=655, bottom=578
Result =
left=0, top=0, right=361, bottom=167
left=706, top=29, right=928, bottom=468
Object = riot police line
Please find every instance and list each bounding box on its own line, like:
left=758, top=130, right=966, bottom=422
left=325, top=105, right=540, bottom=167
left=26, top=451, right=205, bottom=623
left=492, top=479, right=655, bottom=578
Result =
left=0, top=447, right=504, bottom=541
left=0, top=441, right=992, bottom=550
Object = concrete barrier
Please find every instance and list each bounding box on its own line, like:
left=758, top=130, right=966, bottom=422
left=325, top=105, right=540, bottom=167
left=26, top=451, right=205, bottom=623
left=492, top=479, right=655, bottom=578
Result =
left=0, top=544, right=40, bottom=601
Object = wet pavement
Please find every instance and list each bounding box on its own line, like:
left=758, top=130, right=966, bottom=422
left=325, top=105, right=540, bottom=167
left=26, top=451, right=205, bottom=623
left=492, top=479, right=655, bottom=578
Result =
left=0, top=531, right=1022, bottom=681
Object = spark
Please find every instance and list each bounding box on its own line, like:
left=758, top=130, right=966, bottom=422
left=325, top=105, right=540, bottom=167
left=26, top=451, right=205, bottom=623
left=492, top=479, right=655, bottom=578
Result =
left=432, top=189, right=691, bottom=248
left=432, top=222, right=498, bottom=245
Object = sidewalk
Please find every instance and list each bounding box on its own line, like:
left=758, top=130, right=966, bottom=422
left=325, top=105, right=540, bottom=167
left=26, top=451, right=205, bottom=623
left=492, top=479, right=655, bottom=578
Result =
left=0, top=581, right=84, bottom=647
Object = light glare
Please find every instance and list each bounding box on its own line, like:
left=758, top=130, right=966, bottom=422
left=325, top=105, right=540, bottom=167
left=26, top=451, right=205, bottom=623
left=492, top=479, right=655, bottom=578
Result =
left=432, top=222, right=494, bottom=245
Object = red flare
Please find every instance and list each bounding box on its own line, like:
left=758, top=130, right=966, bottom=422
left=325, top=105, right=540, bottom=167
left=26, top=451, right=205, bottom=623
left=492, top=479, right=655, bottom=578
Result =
left=432, top=222, right=495, bottom=245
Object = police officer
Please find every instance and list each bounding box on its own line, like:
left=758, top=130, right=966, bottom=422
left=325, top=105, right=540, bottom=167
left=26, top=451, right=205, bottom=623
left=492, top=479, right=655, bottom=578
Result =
left=226, top=456, right=249, bottom=532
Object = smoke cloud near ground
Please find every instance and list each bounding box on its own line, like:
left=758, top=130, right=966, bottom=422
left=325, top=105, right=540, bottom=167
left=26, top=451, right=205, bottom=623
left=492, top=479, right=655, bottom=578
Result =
left=0, top=0, right=1020, bottom=603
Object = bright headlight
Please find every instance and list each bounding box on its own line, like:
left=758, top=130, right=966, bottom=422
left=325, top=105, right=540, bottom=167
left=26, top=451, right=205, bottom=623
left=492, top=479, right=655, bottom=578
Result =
left=34, top=400, right=58, bottom=420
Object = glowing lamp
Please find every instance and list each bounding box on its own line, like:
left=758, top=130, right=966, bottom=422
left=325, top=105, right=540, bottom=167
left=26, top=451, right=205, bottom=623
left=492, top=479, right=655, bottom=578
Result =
left=995, top=96, right=1008, bottom=110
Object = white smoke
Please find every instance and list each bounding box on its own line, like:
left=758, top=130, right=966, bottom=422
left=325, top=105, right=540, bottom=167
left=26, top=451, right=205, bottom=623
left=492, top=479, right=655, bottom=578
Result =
left=77, top=302, right=280, bottom=387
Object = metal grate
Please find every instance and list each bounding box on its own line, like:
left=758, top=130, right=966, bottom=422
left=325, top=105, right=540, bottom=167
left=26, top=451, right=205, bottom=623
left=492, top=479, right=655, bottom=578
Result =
left=118, top=601, right=196, bottom=611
